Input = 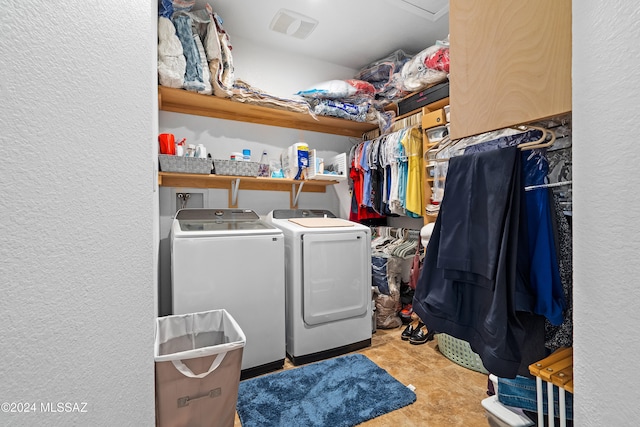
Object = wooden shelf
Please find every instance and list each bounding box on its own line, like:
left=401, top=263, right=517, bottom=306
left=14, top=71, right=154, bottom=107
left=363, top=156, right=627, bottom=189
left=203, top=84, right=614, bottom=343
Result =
left=158, top=86, right=378, bottom=138
left=158, top=172, right=340, bottom=209
left=158, top=172, right=336, bottom=191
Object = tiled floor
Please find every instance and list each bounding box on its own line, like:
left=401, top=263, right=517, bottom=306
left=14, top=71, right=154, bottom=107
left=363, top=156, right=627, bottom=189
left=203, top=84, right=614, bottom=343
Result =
left=234, top=326, right=491, bottom=426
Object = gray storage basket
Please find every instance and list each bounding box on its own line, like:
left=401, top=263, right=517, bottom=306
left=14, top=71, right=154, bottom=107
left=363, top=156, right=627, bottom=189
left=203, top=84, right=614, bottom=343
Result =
left=158, top=154, right=212, bottom=174
left=213, top=159, right=260, bottom=177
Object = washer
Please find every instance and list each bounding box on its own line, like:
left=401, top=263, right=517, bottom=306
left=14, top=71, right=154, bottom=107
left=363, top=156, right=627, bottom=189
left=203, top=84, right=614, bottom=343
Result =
left=170, top=208, right=285, bottom=379
left=265, top=209, right=372, bottom=365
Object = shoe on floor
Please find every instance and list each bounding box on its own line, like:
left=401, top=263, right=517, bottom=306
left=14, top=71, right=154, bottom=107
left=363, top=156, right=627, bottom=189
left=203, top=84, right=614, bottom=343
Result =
left=401, top=323, right=415, bottom=341
left=409, top=325, right=435, bottom=345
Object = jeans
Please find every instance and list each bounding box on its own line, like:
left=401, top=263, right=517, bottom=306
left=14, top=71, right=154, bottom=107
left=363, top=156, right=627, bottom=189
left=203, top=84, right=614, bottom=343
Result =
left=172, top=15, right=205, bottom=93
left=498, top=375, right=573, bottom=420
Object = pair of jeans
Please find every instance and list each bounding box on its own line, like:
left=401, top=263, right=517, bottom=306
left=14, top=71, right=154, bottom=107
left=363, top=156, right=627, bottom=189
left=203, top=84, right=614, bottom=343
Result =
left=172, top=15, right=205, bottom=93
left=498, top=375, right=573, bottom=420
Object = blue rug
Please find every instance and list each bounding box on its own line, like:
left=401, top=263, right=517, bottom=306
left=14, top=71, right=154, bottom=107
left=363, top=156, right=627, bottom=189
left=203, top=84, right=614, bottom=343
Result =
left=236, top=353, right=416, bottom=427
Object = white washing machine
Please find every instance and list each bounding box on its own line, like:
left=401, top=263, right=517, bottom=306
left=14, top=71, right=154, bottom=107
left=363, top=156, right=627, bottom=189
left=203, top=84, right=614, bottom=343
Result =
left=265, top=209, right=372, bottom=365
left=170, top=208, right=285, bottom=379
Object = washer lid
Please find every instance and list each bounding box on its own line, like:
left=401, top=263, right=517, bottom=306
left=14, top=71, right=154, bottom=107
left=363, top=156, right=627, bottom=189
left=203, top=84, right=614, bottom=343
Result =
left=174, top=209, right=279, bottom=234
left=176, top=208, right=260, bottom=221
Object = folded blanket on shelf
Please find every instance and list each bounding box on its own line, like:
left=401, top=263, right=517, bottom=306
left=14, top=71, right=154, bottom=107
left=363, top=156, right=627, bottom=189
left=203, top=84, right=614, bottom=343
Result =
left=229, top=80, right=312, bottom=115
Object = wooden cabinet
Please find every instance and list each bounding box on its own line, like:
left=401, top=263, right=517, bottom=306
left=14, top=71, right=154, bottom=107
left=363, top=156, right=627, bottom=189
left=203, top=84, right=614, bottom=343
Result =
left=449, top=0, right=571, bottom=140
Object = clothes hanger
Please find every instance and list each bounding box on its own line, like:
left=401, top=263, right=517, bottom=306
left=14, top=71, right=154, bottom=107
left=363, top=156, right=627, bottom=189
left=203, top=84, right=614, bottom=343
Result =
left=429, top=135, right=454, bottom=162
left=515, top=124, right=557, bottom=150
left=510, top=124, right=546, bottom=146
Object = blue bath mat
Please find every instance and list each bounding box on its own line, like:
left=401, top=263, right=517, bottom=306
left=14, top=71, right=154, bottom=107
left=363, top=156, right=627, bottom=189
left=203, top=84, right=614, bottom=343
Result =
left=236, top=353, right=416, bottom=427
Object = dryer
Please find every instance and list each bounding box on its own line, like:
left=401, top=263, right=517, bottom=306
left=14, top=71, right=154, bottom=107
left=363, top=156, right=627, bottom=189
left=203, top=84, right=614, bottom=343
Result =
left=170, top=208, right=285, bottom=379
left=265, top=209, right=371, bottom=365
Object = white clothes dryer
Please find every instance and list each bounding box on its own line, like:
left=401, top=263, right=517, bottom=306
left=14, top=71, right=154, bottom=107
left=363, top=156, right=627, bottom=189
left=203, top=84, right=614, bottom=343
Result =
left=170, top=208, right=285, bottom=379
left=265, top=209, right=371, bottom=365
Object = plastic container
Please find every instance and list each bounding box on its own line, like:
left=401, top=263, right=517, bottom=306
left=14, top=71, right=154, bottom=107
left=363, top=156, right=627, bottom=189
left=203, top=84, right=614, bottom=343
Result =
left=242, top=149, right=251, bottom=162
left=281, top=143, right=309, bottom=180
left=158, top=133, right=176, bottom=155
left=307, top=150, right=347, bottom=181
left=257, top=150, right=270, bottom=177
left=196, top=144, right=207, bottom=159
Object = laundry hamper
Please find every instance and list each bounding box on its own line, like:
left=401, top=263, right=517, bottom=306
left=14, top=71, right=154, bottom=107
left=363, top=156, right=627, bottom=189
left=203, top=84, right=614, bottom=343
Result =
left=436, top=333, right=488, bottom=374
left=154, top=309, right=246, bottom=427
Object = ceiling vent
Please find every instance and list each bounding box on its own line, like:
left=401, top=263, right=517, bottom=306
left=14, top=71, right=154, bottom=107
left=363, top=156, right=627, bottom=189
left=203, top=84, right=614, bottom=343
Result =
left=386, top=0, right=449, bottom=21
left=269, top=9, right=318, bottom=39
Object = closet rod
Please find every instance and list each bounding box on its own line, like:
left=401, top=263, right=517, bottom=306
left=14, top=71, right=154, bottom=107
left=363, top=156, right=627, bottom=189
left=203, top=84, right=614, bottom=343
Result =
left=525, top=180, right=572, bottom=191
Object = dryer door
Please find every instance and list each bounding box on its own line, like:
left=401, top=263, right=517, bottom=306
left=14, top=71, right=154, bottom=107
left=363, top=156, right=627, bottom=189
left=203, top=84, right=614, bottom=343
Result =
left=302, top=231, right=370, bottom=325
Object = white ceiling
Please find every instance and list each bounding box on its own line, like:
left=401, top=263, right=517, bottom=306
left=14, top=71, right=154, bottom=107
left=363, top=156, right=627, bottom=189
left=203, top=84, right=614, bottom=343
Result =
left=194, top=0, right=450, bottom=70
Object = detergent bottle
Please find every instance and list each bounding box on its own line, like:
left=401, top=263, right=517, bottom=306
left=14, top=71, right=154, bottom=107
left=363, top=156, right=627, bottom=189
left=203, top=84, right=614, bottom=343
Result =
left=282, top=143, right=309, bottom=180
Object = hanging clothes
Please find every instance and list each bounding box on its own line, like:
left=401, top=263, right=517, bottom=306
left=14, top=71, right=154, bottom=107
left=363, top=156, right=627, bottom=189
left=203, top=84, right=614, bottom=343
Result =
left=349, top=125, right=424, bottom=220
left=522, top=151, right=565, bottom=326
left=388, top=129, right=407, bottom=215
left=413, top=146, right=537, bottom=379
left=368, top=138, right=384, bottom=215
left=544, top=192, right=573, bottom=350
left=349, top=142, right=383, bottom=222
left=462, top=130, right=566, bottom=326
left=361, top=140, right=373, bottom=208
left=402, top=127, right=424, bottom=218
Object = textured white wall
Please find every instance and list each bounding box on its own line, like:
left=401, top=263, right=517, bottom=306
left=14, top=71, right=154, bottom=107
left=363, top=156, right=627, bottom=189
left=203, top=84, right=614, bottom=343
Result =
left=230, top=35, right=360, bottom=99
left=573, top=1, right=640, bottom=424
left=0, top=2, right=156, bottom=426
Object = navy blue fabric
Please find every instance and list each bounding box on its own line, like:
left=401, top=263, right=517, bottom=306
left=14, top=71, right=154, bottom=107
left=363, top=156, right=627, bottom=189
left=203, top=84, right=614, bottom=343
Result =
left=371, top=256, right=389, bottom=295
left=413, top=146, right=535, bottom=378
left=465, top=135, right=566, bottom=326
left=436, top=148, right=518, bottom=283
left=158, top=0, right=173, bottom=18
left=522, top=153, right=566, bottom=325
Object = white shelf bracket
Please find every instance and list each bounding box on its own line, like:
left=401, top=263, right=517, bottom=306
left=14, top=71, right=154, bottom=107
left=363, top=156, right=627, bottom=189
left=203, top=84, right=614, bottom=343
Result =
left=291, top=182, right=305, bottom=208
